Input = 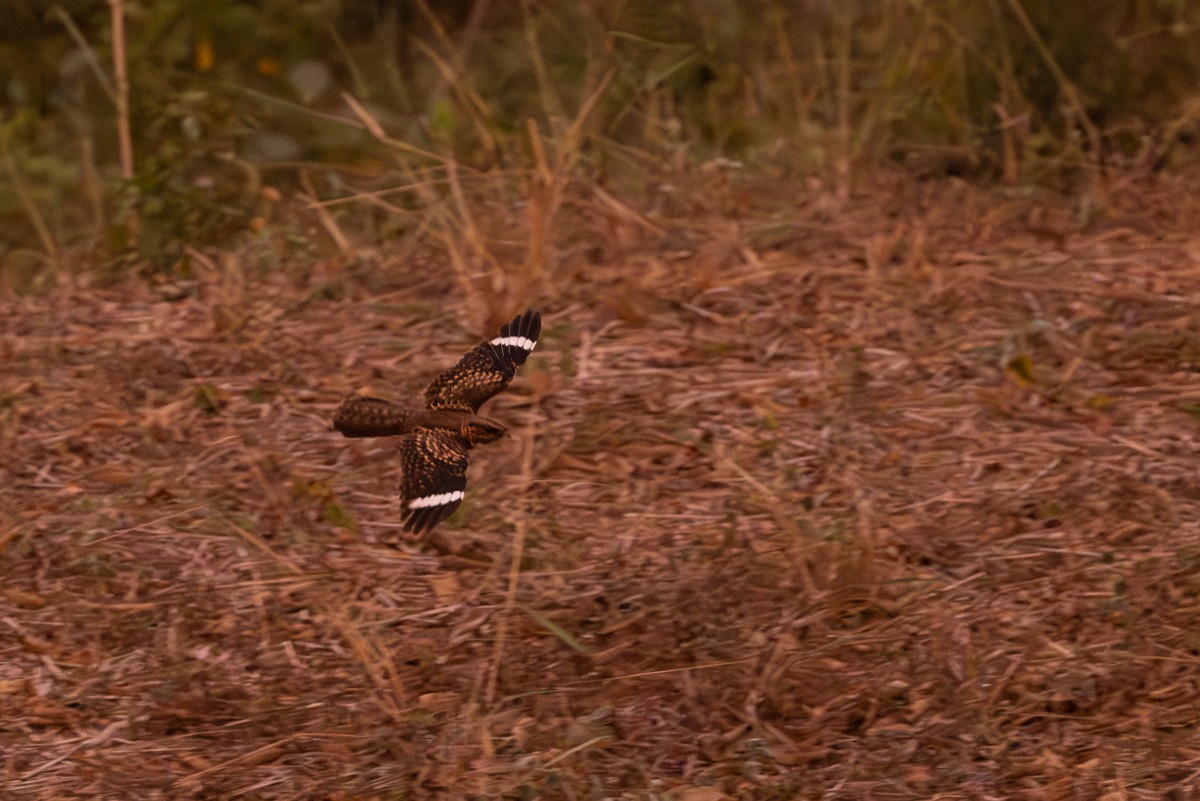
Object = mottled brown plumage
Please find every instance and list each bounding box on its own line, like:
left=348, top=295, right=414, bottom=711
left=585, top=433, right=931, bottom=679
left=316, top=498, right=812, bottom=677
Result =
left=333, top=400, right=505, bottom=445
left=332, top=396, right=412, bottom=438
left=425, top=309, right=541, bottom=413
left=332, top=310, right=541, bottom=534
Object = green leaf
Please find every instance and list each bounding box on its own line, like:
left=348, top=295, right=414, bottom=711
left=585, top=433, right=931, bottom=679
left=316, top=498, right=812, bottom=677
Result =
left=1178, top=401, right=1200, bottom=420
left=193, top=382, right=226, bottom=412
left=519, top=605, right=590, bottom=655
left=323, top=500, right=357, bottom=531
left=430, top=98, right=456, bottom=138
left=1004, top=354, right=1036, bottom=387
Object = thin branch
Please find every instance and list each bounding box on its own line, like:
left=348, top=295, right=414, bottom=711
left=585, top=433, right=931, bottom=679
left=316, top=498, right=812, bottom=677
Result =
left=1000, top=0, right=1102, bottom=158
left=485, top=413, right=538, bottom=707
left=107, top=0, right=133, bottom=180
left=48, top=5, right=116, bottom=101
left=0, top=128, right=59, bottom=261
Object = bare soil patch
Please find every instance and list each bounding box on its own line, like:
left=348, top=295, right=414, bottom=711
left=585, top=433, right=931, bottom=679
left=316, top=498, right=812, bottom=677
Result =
left=4, top=172, right=1200, bottom=799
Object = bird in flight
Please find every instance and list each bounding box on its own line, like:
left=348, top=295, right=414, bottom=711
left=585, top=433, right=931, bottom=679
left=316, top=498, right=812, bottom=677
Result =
left=332, top=310, right=542, bottom=534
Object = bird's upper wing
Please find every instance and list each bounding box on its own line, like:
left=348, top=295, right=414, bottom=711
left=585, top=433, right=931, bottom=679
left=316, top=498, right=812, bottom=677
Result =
left=399, top=428, right=471, bottom=534
left=333, top=396, right=410, bottom=438
left=423, top=310, right=541, bottom=413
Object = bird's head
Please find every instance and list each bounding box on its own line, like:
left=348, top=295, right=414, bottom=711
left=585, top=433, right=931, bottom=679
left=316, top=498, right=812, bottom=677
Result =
left=463, top=417, right=506, bottom=445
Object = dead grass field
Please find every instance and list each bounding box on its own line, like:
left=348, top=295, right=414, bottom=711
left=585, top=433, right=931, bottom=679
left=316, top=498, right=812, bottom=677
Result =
left=4, top=171, right=1200, bottom=799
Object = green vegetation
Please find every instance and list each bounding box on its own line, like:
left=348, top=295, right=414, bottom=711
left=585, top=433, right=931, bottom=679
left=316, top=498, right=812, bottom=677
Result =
left=3, top=0, right=1200, bottom=284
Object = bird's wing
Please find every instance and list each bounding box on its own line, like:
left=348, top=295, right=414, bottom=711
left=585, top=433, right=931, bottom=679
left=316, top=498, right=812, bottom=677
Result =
left=332, top=396, right=410, bottom=438
left=398, top=428, right=471, bottom=534
left=423, top=310, right=541, bottom=413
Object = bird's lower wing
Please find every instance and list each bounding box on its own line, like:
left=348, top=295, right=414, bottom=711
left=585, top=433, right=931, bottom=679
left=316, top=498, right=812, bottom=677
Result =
left=399, top=429, right=470, bottom=534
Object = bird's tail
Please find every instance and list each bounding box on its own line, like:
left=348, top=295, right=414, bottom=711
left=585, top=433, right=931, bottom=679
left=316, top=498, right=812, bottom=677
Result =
left=332, top=396, right=411, bottom=437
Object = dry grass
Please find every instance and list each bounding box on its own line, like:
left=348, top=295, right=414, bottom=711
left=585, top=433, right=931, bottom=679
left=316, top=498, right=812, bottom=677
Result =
left=4, top=170, right=1200, bottom=799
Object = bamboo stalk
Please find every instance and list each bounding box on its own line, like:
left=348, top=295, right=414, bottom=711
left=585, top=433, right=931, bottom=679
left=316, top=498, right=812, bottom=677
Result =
left=107, top=0, right=133, bottom=181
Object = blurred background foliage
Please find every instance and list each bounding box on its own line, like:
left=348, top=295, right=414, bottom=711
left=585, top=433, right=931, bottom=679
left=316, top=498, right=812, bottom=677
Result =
left=2, top=0, right=1200, bottom=283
